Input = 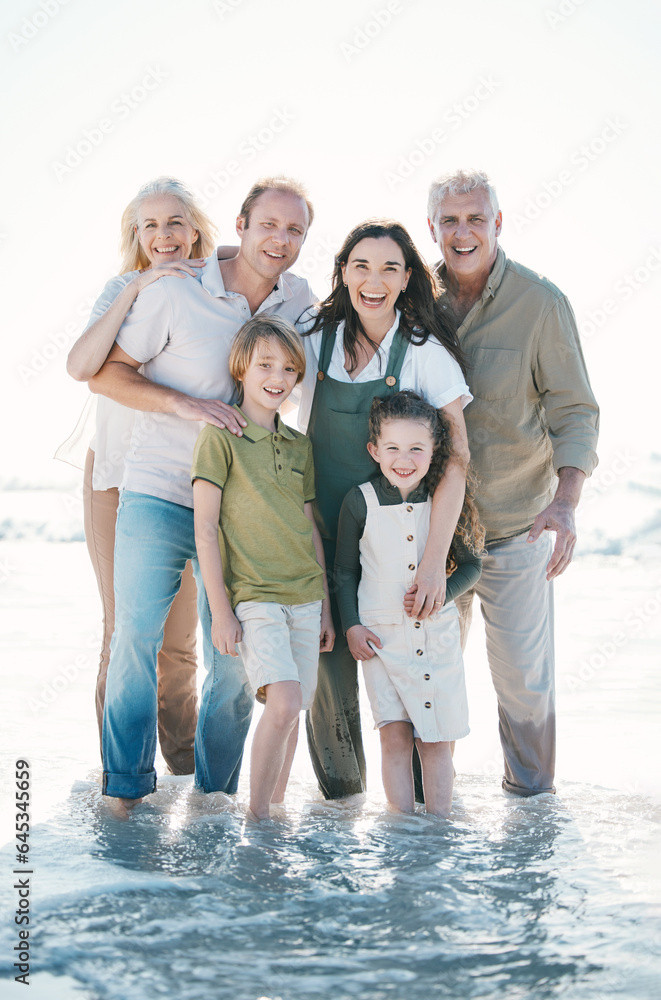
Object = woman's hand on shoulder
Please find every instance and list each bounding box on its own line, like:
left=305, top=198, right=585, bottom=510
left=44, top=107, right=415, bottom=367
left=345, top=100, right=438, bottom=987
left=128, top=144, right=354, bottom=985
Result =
left=131, top=258, right=206, bottom=294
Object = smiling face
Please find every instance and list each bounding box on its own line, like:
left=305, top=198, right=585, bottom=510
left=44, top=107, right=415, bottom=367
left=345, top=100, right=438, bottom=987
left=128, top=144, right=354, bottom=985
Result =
left=238, top=336, right=301, bottom=428
left=428, top=188, right=502, bottom=285
left=341, top=237, right=412, bottom=336
left=367, top=417, right=435, bottom=499
left=236, top=189, right=309, bottom=283
left=135, top=193, right=199, bottom=265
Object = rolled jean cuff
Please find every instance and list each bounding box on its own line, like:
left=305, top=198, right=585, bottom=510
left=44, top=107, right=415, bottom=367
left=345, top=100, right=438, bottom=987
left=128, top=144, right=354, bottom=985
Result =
left=102, top=769, right=157, bottom=798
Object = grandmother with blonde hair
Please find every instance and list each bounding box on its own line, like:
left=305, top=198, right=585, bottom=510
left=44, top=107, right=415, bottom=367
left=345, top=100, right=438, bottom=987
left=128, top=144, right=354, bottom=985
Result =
left=62, top=176, right=217, bottom=776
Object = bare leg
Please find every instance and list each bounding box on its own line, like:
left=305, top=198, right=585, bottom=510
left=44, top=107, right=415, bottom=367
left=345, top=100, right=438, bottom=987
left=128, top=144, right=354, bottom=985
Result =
left=250, top=681, right=301, bottom=820
left=416, top=739, right=454, bottom=817
left=379, top=722, right=415, bottom=813
left=272, top=718, right=299, bottom=805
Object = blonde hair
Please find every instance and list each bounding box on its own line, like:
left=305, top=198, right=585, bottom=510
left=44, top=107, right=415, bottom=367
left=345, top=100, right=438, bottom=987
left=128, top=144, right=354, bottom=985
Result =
left=119, top=177, right=217, bottom=274
left=229, top=316, right=306, bottom=403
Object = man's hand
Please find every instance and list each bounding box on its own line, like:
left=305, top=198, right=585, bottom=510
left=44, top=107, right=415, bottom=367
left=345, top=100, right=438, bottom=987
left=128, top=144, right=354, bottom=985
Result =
left=346, top=624, right=382, bottom=661
left=319, top=602, right=335, bottom=653
left=172, top=396, right=248, bottom=435
left=210, top=608, right=243, bottom=656
left=527, top=467, right=586, bottom=581
left=404, top=567, right=447, bottom=620
left=527, top=499, right=577, bottom=580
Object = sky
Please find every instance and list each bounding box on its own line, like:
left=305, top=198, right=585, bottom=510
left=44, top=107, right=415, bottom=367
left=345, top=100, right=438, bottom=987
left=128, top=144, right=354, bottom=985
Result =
left=2, top=0, right=660, bottom=487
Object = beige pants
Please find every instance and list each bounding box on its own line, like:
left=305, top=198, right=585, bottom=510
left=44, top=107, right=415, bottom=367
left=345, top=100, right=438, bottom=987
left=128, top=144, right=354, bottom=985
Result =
left=455, top=531, right=555, bottom=796
left=83, top=449, right=198, bottom=774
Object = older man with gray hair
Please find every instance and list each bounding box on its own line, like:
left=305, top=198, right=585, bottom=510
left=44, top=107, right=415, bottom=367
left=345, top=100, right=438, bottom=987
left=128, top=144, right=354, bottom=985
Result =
left=426, top=169, right=599, bottom=796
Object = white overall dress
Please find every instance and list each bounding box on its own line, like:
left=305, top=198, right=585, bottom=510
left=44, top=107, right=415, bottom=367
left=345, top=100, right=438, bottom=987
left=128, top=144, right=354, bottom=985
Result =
left=357, top=482, right=470, bottom=743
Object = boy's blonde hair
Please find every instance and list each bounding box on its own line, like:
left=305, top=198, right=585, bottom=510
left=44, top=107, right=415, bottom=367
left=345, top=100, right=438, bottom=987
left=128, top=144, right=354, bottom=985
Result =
left=229, top=316, right=306, bottom=402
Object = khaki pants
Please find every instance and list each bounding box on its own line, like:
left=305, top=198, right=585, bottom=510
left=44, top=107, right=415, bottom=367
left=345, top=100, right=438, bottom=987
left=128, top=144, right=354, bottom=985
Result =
left=83, top=450, right=198, bottom=774
left=456, top=531, right=556, bottom=795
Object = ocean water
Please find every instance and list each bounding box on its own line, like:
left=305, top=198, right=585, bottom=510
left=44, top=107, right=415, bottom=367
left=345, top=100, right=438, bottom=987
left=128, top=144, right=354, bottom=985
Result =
left=1, top=491, right=661, bottom=999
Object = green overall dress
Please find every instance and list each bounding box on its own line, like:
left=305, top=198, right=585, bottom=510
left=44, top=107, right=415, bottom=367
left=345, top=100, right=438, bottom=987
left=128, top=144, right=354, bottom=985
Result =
left=305, top=323, right=409, bottom=799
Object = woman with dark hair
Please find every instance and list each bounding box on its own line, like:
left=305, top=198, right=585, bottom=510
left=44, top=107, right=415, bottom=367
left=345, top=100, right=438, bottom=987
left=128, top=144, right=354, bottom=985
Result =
left=294, top=218, right=472, bottom=800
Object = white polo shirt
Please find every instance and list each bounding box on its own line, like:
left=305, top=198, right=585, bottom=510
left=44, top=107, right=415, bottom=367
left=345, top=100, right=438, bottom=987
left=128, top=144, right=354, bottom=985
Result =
left=115, top=255, right=315, bottom=508
left=294, top=311, right=472, bottom=433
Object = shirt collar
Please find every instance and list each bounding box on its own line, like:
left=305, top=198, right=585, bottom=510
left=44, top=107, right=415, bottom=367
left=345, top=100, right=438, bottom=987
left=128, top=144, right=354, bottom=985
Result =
left=234, top=404, right=296, bottom=442
left=336, top=309, right=401, bottom=353
left=200, top=254, right=230, bottom=298
left=379, top=473, right=428, bottom=503
left=200, top=254, right=299, bottom=306
left=436, top=245, right=507, bottom=303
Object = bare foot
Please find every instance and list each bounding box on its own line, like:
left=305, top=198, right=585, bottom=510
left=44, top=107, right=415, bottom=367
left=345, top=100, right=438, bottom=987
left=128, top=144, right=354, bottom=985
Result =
left=107, top=796, right=143, bottom=820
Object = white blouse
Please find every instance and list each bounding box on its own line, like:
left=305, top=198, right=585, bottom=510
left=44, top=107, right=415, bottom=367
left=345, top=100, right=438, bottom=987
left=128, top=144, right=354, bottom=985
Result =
left=294, top=311, right=472, bottom=433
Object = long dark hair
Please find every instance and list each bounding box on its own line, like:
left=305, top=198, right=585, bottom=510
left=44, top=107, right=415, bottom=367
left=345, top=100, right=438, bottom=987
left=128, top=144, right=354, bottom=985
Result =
left=305, top=219, right=467, bottom=376
left=368, top=390, right=485, bottom=569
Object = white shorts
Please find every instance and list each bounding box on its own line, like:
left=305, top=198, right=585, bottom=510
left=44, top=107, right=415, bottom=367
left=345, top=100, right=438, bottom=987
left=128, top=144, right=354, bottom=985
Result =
left=361, top=602, right=469, bottom=743
left=235, top=600, right=322, bottom=710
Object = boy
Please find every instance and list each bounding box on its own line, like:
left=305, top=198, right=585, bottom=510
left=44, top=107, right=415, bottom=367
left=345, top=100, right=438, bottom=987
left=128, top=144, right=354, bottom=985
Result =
left=192, top=316, right=334, bottom=821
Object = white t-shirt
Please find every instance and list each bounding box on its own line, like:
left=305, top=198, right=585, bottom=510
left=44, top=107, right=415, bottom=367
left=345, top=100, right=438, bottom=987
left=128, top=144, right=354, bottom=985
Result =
left=294, top=311, right=472, bottom=432
left=55, top=271, right=141, bottom=489
left=116, top=255, right=316, bottom=508
left=88, top=272, right=141, bottom=491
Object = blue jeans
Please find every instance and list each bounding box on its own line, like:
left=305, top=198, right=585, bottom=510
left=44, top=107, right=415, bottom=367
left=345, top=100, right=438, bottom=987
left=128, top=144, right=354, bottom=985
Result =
left=101, top=491, right=254, bottom=799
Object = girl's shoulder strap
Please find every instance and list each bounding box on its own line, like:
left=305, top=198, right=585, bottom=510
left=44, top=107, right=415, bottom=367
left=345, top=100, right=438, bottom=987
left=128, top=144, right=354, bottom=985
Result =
left=358, top=481, right=379, bottom=511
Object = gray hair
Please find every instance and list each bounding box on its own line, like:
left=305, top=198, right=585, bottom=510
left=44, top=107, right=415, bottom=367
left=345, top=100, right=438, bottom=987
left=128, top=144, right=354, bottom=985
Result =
left=427, top=169, right=499, bottom=222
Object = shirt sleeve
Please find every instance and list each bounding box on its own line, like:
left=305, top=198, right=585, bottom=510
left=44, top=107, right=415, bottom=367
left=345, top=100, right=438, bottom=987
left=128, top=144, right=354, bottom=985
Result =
left=84, top=273, right=137, bottom=330
left=409, top=339, right=473, bottom=410
left=533, top=295, right=599, bottom=476
left=334, top=487, right=368, bottom=634
left=445, top=532, right=483, bottom=604
left=191, top=425, right=232, bottom=489
left=115, top=279, right=173, bottom=365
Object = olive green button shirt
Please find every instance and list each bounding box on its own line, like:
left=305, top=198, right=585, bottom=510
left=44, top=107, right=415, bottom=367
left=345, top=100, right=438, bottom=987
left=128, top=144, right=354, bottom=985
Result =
left=437, top=247, right=599, bottom=543
left=191, top=406, right=325, bottom=608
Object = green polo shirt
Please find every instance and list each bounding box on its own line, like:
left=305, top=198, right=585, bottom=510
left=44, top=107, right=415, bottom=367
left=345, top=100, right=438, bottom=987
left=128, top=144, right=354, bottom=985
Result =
left=192, top=406, right=325, bottom=608
left=436, top=247, right=599, bottom=543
